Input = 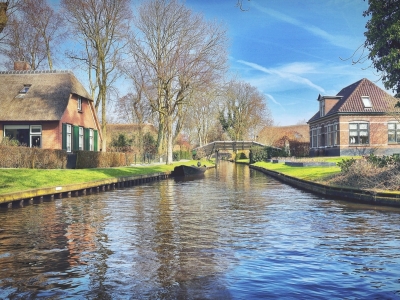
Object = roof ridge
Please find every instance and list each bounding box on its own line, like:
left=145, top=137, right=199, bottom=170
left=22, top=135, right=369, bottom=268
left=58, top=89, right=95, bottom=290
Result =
left=0, top=70, right=73, bottom=75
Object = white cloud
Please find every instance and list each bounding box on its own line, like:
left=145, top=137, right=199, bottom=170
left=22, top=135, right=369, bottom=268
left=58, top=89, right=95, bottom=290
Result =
left=250, top=2, right=357, bottom=50
left=265, top=93, right=285, bottom=110
left=237, top=60, right=326, bottom=93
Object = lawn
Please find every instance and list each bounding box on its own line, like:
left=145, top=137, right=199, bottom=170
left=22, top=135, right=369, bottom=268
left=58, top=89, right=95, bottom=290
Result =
left=253, top=157, right=355, bottom=182
left=0, top=160, right=213, bottom=195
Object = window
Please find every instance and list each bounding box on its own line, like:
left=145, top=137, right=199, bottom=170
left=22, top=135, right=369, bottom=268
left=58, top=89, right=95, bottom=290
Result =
left=89, top=129, right=94, bottom=151
left=79, top=126, right=84, bottom=150
left=333, top=123, right=338, bottom=145
left=311, top=129, right=317, bottom=148
left=361, top=96, right=372, bottom=108
left=319, top=100, right=325, bottom=117
left=30, top=125, right=42, bottom=148
left=16, top=84, right=31, bottom=98
left=66, top=124, right=72, bottom=152
left=326, top=123, right=338, bottom=147
left=349, top=122, right=369, bottom=145
left=4, top=125, right=41, bottom=147
left=77, top=97, right=82, bottom=111
left=388, top=122, right=400, bottom=143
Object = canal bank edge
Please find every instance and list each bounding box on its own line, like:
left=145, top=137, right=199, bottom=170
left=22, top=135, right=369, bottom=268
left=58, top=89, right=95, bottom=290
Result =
left=0, top=172, right=171, bottom=207
left=250, top=165, right=400, bottom=208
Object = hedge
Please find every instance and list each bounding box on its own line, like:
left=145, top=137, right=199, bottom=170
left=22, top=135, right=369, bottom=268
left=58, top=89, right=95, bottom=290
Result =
left=0, top=146, right=67, bottom=169
left=75, top=151, right=134, bottom=168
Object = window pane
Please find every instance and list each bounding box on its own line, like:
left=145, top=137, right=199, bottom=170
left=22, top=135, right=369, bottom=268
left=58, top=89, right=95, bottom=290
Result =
left=349, top=131, right=358, bottom=136
left=360, top=136, right=368, bottom=144
left=349, top=124, right=358, bottom=129
left=350, top=137, right=358, bottom=144
left=389, top=131, right=396, bottom=143
left=359, top=124, right=368, bottom=129
left=388, top=123, right=396, bottom=130
left=359, top=131, right=368, bottom=136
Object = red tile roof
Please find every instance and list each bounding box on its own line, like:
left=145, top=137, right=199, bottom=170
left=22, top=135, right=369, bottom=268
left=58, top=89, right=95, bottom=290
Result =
left=308, top=78, right=397, bottom=123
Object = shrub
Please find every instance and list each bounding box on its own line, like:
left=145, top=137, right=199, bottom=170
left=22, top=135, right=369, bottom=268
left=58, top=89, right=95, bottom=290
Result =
left=173, top=151, right=180, bottom=161
left=366, top=153, right=400, bottom=168
left=337, top=158, right=357, bottom=172
left=249, top=146, right=269, bottom=163
left=193, top=148, right=206, bottom=160
left=75, top=151, right=127, bottom=168
left=289, top=141, right=310, bottom=157
left=0, top=145, right=67, bottom=169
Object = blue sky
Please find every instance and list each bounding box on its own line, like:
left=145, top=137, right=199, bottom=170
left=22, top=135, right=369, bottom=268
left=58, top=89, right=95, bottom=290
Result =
left=184, top=0, right=381, bottom=126
left=4, top=0, right=380, bottom=126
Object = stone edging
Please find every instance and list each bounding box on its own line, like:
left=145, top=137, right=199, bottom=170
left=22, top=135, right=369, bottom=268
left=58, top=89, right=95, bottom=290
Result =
left=250, top=165, right=400, bottom=207
left=0, top=172, right=171, bottom=208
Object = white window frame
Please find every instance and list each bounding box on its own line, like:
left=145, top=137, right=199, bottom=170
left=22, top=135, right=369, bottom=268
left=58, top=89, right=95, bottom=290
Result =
left=79, top=126, right=84, bottom=150
left=388, top=122, right=400, bottom=144
left=4, top=125, right=41, bottom=148
left=66, top=124, right=72, bottom=152
left=349, top=122, right=369, bottom=145
left=89, top=129, right=94, bottom=151
left=77, top=96, right=82, bottom=111
left=361, top=96, right=372, bottom=108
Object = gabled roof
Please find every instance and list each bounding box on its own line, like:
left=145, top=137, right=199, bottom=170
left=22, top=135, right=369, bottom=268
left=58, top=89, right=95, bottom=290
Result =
left=0, top=70, right=92, bottom=121
left=308, top=78, right=396, bottom=123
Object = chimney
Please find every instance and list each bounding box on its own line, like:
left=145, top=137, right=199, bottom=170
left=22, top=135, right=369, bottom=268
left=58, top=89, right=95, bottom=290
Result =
left=14, top=61, right=31, bottom=71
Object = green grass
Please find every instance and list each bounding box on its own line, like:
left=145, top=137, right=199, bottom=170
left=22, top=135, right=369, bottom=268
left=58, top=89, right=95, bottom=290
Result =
left=0, top=160, right=213, bottom=195
left=253, top=157, right=347, bottom=182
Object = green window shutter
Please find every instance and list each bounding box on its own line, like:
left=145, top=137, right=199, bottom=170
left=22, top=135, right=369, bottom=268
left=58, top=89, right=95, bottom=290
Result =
left=94, top=130, right=98, bottom=151
left=73, top=125, right=79, bottom=151
left=84, top=128, right=89, bottom=150
left=62, top=123, right=67, bottom=150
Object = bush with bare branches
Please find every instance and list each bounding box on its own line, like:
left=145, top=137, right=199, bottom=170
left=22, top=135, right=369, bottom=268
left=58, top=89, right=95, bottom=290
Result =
left=327, top=157, right=400, bottom=191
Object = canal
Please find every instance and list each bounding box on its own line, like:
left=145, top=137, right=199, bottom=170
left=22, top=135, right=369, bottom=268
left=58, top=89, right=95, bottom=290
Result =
left=1, top=161, right=400, bottom=299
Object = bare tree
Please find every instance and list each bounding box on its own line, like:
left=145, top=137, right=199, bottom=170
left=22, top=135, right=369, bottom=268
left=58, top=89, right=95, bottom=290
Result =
left=185, top=86, right=223, bottom=147
left=236, top=0, right=250, bottom=11
left=219, top=80, right=273, bottom=141
left=129, top=0, right=228, bottom=164
left=1, top=0, right=64, bottom=70
left=61, top=0, right=132, bottom=152
left=0, top=0, right=20, bottom=38
left=20, top=0, right=65, bottom=70
left=2, top=16, right=44, bottom=69
left=114, top=91, right=153, bottom=154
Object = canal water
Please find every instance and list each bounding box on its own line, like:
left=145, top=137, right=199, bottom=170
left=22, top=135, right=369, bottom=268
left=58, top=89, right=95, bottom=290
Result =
left=1, top=161, right=400, bottom=299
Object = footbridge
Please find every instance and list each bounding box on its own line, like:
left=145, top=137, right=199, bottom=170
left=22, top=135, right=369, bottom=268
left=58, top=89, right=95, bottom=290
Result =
left=193, top=141, right=271, bottom=157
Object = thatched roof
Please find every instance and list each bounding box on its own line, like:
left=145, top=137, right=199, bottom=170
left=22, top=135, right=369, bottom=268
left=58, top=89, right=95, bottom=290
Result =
left=0, top=70, right=92, bottom=121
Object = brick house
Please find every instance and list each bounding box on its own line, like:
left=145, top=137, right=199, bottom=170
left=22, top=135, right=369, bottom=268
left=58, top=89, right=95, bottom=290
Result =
left=0, top=66, right=102, bottom=152
left=308, top=78, right=400, bottom=156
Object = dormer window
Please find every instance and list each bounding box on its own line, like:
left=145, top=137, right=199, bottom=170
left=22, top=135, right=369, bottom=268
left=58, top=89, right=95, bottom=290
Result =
left=319, top=100, right=325, bottom=117
left=361, top=96, right=372, bottom=108
left=16, top=84, right=31, bottom=98
left=77, top=96, right=82, bottom=111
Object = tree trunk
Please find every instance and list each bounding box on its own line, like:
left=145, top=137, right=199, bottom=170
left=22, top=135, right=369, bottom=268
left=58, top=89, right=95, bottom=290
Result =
left=166, top=114, right=173, bottom=164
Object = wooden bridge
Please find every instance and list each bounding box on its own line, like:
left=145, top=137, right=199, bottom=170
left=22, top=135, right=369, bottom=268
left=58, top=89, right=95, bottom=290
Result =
left=193, top=141, right=271, bottom=157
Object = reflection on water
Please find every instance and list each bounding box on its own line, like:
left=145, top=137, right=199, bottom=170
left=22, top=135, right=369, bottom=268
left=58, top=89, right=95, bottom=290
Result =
left=1, top=162, right=400, bottom=299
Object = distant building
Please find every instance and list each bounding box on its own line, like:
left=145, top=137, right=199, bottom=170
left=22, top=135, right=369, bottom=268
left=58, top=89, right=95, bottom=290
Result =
left=0, top=62, right=102, bottom=151
left=259, top=124, right=309, bottom=147
left=308, top=78, right=400, bottom=156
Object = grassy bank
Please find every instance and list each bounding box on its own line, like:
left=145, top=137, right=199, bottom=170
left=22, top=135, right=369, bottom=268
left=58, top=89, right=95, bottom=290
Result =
left=0, top=160, right=213, bottom=195
left=253, top=157, right=349, bottom=182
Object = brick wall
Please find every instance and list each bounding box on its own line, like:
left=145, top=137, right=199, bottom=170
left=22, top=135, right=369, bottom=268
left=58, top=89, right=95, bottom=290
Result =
left=309, top=114, right=400, bottom=156
left=60, top=94, right=102, bottom=149
left=1, top=94, right=102, bottom=150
